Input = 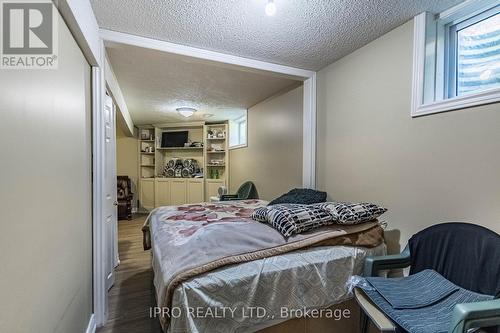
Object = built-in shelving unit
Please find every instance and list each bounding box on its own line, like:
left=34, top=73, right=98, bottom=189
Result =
left=154, top=123, right=205, bottom=179
left=137, top=122, right=230, bottom=212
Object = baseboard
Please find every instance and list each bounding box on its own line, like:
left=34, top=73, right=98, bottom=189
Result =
left=85, top=314, right=96, bottom=333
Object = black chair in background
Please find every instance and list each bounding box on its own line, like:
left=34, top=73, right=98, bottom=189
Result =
left=220, top=181, right=258, bottom=201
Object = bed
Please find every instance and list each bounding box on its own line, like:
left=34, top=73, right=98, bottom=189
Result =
left=142, top=200, right=386, bottom=333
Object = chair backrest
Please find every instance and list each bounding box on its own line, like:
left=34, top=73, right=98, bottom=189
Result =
left=408, top=222, right=500, bottom=297
left=237, top=181, right=258, bottom=200
left=117, top=175, right=131, bottom=198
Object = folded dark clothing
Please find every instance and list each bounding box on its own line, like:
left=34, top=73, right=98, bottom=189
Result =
left=268, top=188, right=327, bottom=205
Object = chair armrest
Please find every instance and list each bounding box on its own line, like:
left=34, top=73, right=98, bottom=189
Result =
left=354, top=288, right=396, bottom=332
left=220, top=194, right=239, bottom=201
left=449, top=299, right=500, bottom=333
left=363, top=246, right=411, bottom=277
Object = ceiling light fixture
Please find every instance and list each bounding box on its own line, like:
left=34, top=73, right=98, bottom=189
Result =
left=203, top=113, right=214, bottom=118
left=176, top=107, right=197, bottom=117
left=265, top=0, right=276, bottom=16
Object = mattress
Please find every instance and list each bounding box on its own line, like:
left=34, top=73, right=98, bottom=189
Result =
left=156, top=242, right=386, bottom=333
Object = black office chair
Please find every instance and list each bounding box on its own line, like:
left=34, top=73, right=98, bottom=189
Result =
left=220, top=181, right=258, bottom=201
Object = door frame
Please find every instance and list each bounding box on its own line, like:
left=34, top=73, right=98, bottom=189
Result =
left=56, top=1, right=317, bottom=329
left=91, top=63, right=107, bottom=327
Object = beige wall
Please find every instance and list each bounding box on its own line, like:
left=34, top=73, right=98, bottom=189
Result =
left=116, top=125, right=139, bottom=211
left=230, top=86, right=303, bottom=201
left=0, top=11, right=92, bottom=333
left=317, top=20, right=500, bottom=251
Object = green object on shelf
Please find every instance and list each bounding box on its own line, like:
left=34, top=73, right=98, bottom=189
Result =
left=215, top=169, right=219, bottom=179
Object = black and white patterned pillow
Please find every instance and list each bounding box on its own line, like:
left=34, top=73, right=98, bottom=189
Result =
left=266, top=204, right=334, bottom=237
left=252, top=207, right=269, bottom=223
left=313, top=202, right=387, bottom=225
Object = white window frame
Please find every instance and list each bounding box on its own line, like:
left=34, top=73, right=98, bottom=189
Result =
left=412, top=0, right=500, bottom=117
left=229, top=112, right=248, bottom=150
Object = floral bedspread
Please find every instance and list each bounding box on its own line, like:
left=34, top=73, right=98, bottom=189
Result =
left=156, top=200, right=264, bottom=246
left=143, top=200, right=384, bottom=331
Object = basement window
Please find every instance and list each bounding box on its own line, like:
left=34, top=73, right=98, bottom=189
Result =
left=229, top=113, right=247, bottom=149
left=450, top=7, right=500, bottom=97
left=412, top=1, right=500, bottom=116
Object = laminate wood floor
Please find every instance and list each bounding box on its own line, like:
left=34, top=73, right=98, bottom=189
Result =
left=97, top=214, right=163, bottom=333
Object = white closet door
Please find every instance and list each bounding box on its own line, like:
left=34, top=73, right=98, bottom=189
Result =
left=104, top=93, right=118, bottom=291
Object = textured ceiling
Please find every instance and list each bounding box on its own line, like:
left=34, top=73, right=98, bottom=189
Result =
left=91, top=0, right=462, bottom=71
left=106, top=43, right=299, bottom=125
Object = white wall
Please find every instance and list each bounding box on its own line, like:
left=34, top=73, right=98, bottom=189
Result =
left=230, top=85, right=303, bottom=200
left=0, top=10, right=93, bottom=333
left=106, top=56, right=134, bottom=136
left=317, top=20, right=500, bottom=252
left=116, top=125, right=139, bottom=211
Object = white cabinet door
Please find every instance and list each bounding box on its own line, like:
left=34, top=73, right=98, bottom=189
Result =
left=187, top=179, right=204, bottom=204
left=140, top=179, right=155, bottom=210
left=155, top=179, right=171, bottom=207
left=170, top=179, right=187, bottom=205
left=206, top=180, right=225, bottom=200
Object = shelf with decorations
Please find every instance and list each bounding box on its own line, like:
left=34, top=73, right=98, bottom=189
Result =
left=138, top=127, right=156, bottom=179
left=155, top=124, right=205, bottom=180
left=138, top=123, right=209, bottom=212
left=204, top=123, right=229, bottom=199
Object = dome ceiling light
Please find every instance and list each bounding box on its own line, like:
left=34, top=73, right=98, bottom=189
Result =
left=176, top=107, right=197, bottom=117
